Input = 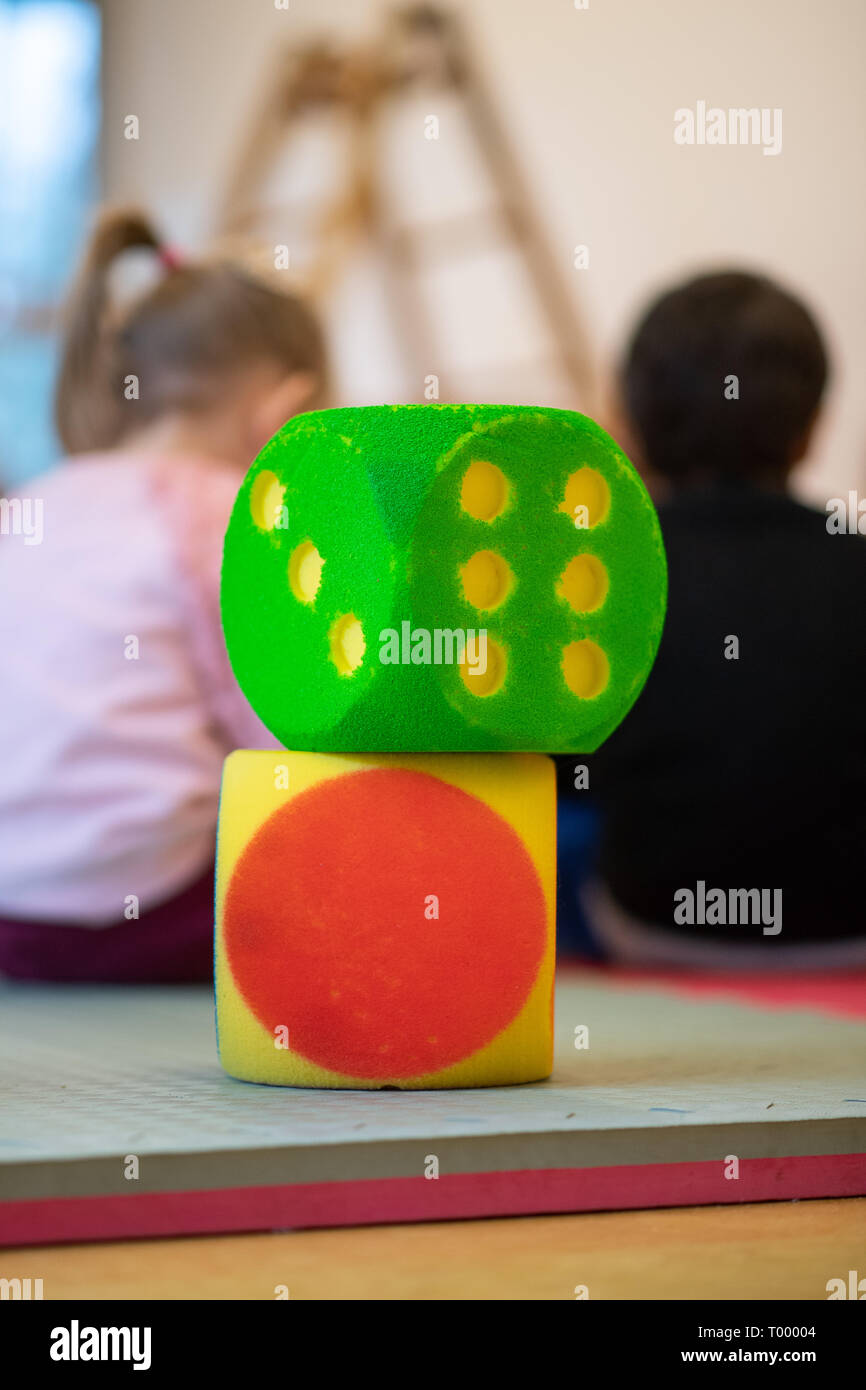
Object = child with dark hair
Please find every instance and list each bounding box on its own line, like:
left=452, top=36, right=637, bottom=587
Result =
left=0, top=207, right=328, bottom=982
left=559, top=271, right=866, bottom=967
left=622, top=270, right=828, bottom=487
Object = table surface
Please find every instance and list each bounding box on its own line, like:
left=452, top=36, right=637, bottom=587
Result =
left=8, top=1196, right=864, bottom=1300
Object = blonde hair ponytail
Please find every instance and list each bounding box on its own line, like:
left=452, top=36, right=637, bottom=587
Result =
left=55, top=208, right=161, bottom=454
left=55, top=206, right=327, bottom=456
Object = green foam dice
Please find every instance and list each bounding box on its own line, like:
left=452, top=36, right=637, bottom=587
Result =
left=220, top=404, right=667, bottom=752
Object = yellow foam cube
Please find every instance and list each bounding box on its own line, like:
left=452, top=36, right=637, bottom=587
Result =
left=215, top=750, right=556, bottom=1089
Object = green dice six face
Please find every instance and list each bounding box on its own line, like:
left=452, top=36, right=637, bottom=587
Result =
left=220, top=403, right=667, bottom=752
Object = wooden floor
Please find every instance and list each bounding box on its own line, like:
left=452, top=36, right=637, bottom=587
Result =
left=14, top=1196, right=865, bottom=1300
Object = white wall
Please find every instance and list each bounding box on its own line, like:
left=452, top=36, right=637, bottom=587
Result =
left=101, top=0, right=866, bottom=504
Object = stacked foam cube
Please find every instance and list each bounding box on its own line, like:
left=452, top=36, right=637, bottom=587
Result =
left=217, top=404, right=667, bottom=1088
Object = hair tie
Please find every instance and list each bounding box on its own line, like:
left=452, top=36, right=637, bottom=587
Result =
left=158, top=244, right=184, bottom=271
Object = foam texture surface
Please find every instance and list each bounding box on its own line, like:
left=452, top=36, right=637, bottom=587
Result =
left=215, top=749, right=556, bottom=1089
left=221, top=404, right=667, bottom=752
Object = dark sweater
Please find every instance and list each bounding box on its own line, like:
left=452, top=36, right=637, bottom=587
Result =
left=562, top=480, right=866, bottom=946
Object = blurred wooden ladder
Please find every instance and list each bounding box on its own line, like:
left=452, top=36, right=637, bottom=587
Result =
left=217, top=4, right=594, bottom=407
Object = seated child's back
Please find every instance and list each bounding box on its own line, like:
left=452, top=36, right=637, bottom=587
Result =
left=0, top=208, right=327, bottom=977
left=582, top=272, right=866, bottom=955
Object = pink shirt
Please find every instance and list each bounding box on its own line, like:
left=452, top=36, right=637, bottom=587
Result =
left=0, top=452, right=277, bottom=926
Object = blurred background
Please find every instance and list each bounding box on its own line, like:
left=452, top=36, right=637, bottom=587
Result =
left=1, top=0, right=865, bottom=498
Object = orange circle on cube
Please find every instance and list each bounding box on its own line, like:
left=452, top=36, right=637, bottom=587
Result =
left=223, top=767, right=546, bottom=1079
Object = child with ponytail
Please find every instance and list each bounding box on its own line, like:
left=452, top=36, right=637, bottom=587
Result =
left=0, top=208, right=328, bottom=982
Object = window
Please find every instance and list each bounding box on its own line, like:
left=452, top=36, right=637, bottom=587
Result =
left=0, top=0, right=100, bottom=486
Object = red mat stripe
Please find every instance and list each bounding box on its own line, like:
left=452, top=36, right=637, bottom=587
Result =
left=563, top=961, right=866, bottom=1020
left=1, top=1153, right=864, bottom=1247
